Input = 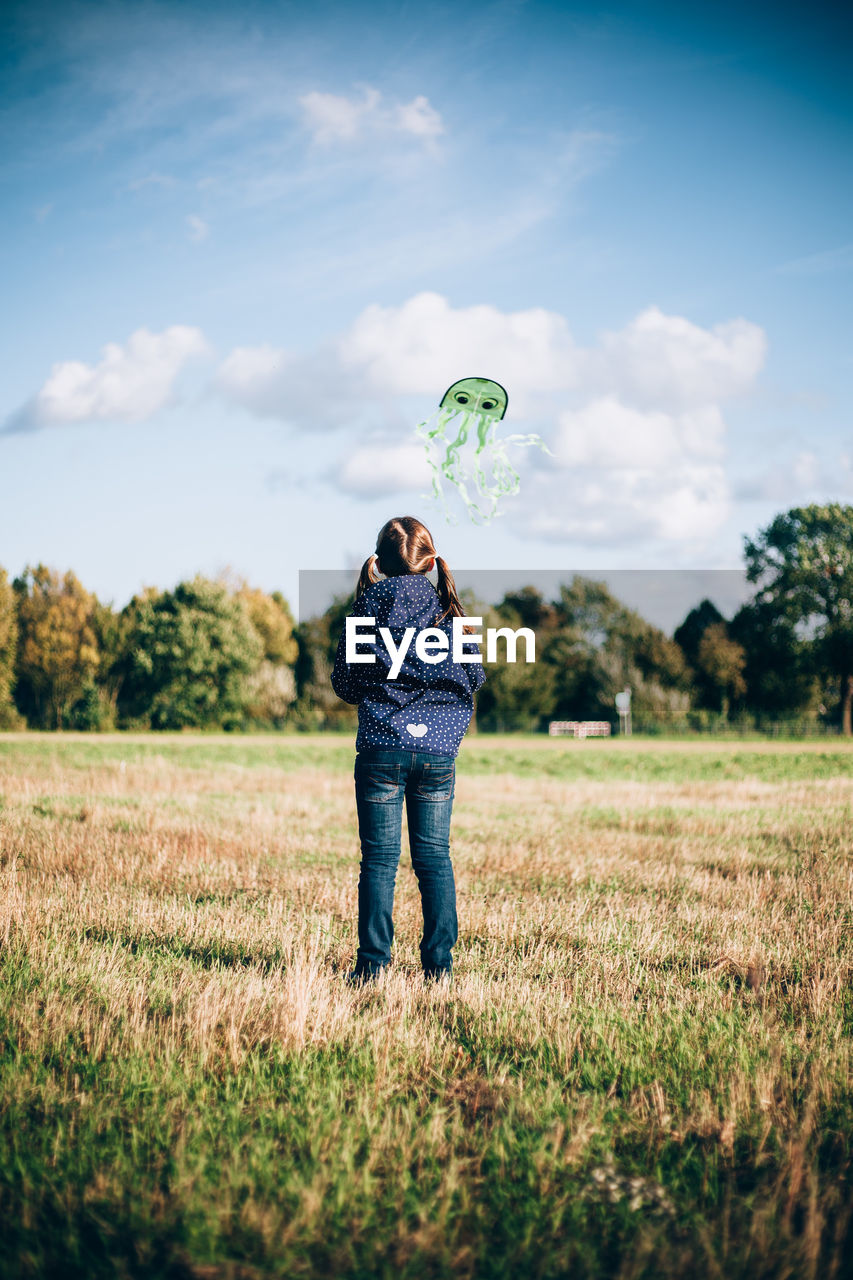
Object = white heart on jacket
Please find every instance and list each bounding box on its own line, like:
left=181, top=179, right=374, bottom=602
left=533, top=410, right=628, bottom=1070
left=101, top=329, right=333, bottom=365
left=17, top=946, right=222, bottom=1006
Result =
left=406, top=724, right=428, bottom=737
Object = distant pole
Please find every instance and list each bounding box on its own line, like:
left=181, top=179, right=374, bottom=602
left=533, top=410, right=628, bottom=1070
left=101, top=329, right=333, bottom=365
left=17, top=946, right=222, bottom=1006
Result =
left=615, top=687, right=632, bottom=736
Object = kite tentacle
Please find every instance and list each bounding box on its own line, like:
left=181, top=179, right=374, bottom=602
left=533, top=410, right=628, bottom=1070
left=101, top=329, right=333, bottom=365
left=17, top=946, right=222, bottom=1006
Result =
left=416, top=404, right=551, bottom=525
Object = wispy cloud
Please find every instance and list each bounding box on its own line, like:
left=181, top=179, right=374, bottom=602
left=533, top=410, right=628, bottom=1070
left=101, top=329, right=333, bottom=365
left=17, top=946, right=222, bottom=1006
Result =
left=0, top=5, right=617, bottom=305
left=735, top=449, right=848, bottom=504
left=186, top=213, right=209, bottom=242
left=550, top=128, right=621, bottom=186
left=774, top=243, right=853, bottom=276
left=299, top=85, right=444, bottom=145
left=125, top=171, right=177, bottom=192
left=394, top=95, right=444, bottom=140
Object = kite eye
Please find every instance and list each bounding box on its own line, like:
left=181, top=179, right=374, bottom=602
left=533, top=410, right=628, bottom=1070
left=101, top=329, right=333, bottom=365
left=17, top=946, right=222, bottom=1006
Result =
left=482, top=399, right=497, bottom=411
left=454, top=392, right=470, bottom=405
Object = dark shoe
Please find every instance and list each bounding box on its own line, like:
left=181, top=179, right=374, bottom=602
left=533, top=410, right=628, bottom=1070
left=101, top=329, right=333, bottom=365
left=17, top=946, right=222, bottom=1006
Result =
left=423, top=968, right=452, bottom=987
left=346, top=967, right=384, bottom=988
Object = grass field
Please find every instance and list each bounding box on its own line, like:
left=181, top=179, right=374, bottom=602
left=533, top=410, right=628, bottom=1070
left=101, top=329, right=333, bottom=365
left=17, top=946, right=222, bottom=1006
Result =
left=0, top=733, right=851, bottom=1279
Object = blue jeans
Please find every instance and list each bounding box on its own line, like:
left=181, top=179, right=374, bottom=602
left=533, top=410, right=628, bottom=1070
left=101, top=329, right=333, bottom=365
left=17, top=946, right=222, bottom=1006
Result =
left=353, top=747, right=458, bottom=979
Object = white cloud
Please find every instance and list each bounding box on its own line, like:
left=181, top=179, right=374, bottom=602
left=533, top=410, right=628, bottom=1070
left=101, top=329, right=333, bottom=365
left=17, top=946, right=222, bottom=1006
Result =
left=553, top=400, right=726, bottom=468
left=300, top=87, right=381, bottom=143
left=591, top=307, right=767, bottom=411
left=334, top=441, right=433, bottom=497
left=217, top=343, right=284, bottom=402
left=520, top=462, right=730, bottom=545
left=215, top=291, right=767, bottom=544
left=339, top=292, right=581, bottom=410
left=7, top=326, right=208, bottom=430
left=186, top=214, right=209, bottom=242
left=392, top=95, right=443, bottom=140
left=335, top=295, right=765, bottom=417
left=299, top=85, right=444, bottom=145
left=216, top=292, right=583, bottom=427
left=215, top=343, right=362, bottom=429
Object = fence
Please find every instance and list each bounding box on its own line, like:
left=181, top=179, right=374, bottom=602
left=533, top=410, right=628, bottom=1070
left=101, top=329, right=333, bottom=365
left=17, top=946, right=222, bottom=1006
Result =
left=548, top=721, right=612, bottom=739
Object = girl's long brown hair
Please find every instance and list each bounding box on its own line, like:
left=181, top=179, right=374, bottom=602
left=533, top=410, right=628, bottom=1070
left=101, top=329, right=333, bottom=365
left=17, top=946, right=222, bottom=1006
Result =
left=356, top=516, right=466, bottom=623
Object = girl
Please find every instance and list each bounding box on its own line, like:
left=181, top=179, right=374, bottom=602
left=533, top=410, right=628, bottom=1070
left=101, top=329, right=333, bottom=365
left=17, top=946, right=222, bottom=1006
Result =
left=331, top=516, right=485, bottom=986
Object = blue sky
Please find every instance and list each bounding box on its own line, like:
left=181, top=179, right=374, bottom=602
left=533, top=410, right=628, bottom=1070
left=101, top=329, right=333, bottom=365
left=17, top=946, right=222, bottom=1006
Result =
left=1, top=0, right=850, bottom=617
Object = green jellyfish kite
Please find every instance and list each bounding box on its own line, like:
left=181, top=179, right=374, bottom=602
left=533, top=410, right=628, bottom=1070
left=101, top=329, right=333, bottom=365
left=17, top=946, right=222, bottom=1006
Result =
left=415, top=376, right=551, bottom=525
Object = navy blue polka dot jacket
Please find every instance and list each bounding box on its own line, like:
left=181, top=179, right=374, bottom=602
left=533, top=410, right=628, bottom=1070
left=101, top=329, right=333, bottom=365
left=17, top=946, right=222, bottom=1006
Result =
left=331, top=574, right=486, bottom=758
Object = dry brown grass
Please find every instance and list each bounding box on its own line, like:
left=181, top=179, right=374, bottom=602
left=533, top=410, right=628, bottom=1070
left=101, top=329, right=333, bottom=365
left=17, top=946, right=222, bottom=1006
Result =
left=0, top=735, right=851, bottom=1279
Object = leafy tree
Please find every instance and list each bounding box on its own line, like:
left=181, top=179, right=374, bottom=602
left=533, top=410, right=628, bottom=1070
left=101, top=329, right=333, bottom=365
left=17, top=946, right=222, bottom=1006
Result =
left=553, top=577, right=624, bottom=648
left=674, top=601, right=747, bottom=718
left=476, top=654, right=556, bottom=732
left=729, top=599, right=819, bottom=724
left=244, top=662, right=297, bottom=727
left=65, top=598, right=132, bottom=730
left=116, top=577, right=263, bottom=729
left=13, top=565, right=99, bottom=728
left=235, top=584, right=298, bottom=666
left=674, top=599, right=725, bottom=668
left=0, top=568, right=24, bottom=729
left=67, top=680, right=111, bottom=732
left=476, top=597, right=558, bottom=732
left=293, top=592, right=358, bottom=730
left=223, top=582, right=299, bottom=728
left=498, top=587, right=560, bottom=635
left=549, top=577, right=689, bottom=728
left=695, top=623, right=746, bottom=719
left=744, top=504, right=853, bottom=733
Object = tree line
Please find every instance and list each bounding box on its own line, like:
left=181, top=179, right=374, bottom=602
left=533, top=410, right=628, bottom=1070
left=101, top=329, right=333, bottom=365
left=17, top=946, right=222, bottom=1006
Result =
left=0, top=504, right=851, bottom=734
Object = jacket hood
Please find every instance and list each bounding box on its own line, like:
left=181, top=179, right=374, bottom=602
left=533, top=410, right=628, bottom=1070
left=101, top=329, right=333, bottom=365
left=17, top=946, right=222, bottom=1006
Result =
left=356, top=575, right=445, bottom=630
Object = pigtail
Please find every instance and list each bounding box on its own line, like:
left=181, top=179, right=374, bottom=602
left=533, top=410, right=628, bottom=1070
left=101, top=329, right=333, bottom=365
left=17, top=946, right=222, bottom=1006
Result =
left=434, top=555, right=466, bottom=624
left=359, top=518, right=470, bottom=628
left=356, top=553, right=381, bottom=599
